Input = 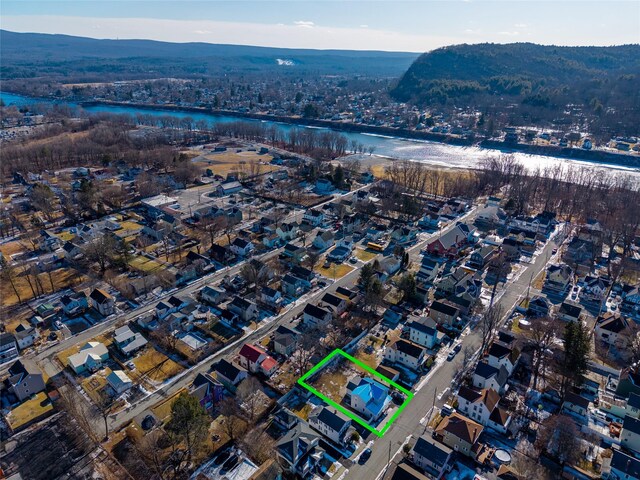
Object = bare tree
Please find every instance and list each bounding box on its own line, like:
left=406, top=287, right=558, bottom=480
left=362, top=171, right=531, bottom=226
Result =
left=236, top=376, right=263, bottom=421
left=479, top=304, right=504, bottom=354
left=218, top=397, right=247, bottom=442
left=0, top=256, right=22, bottom=304
left=527, top=317, right=561, bottom=390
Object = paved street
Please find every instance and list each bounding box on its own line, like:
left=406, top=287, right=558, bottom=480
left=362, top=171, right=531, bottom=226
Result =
left=345, top=229, right=559, bottom=480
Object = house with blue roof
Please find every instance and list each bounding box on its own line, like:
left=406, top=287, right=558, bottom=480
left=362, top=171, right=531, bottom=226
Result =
left=349, top=377, right=392, bottom=421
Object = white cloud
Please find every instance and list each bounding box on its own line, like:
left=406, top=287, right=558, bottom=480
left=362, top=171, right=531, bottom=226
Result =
left=360, top=24, right=369, bottom=28
left=194, top=30, right=212, bottom=35
left=294, top=20, right=315, bottom=28
left=498, top=31, right=520, bottom=36
left=514, top=23, right=528, bottom=28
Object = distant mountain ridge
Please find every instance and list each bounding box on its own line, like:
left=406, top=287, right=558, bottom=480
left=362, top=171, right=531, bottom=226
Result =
left=0, top=30, right=419, bottom=77
left=391, top=42, right=640, bottom=104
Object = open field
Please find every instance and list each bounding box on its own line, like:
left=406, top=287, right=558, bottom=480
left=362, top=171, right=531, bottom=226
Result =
left=128, top=255, right=166, bottom=273
left=315, top=263, right=354, bottom=279
left=193, top=150, right=279, bottom=177
left=6, top=392, right=54, bottom=431
left=1, top=267, right=88, bottom=308
left=132, top=347, right=184, bottom=383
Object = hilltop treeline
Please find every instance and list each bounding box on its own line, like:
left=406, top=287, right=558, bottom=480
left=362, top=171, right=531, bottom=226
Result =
left=391, top=43, right=640, bottom=138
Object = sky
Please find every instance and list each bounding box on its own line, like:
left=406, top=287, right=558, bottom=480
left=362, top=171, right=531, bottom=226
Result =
left=1, top=0, right=639, bottom=52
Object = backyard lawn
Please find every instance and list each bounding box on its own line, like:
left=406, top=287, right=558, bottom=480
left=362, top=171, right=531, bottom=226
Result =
left=6, top=392, right=54, bottom=431
left=1, top=267, right=88, bottom=308
left=355, top=248, right=377, bottom=262
left=132, top=347, right=184, bottom=383
left=81, top=368, right=112, bottom=404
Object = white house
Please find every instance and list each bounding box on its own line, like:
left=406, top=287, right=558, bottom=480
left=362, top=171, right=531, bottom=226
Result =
left=350, top=377, right=392, bottom=421
left=261, top=286, right=283, bottom=309
left=303, top=209, right=325, bottom=227
left=384, top=339, right=427, bottom=371
left=276, top=222, right=299, bottom=242
left=472, top=361, right=509, bottom=394
left=318, top=292, right=347, bottom=316
left=411, top=436, right=453, bottom=479
left=308, top=406, right=351, bottom=445
left=487, top=343, right=519, bottom=376
left=303, top=304, right=333, bottom=327
left=313, top=231, right=335, bottom=252
left=230, top=237, right=255, bottom=257
left=228, top=296, right=258, bottom=322
left=407, top=317, right=440, bottom=349
left=417, top=257, right=443, bottom=284
left=457, top=386, right=499, bottom=427
left=89, top=288, right=115, bottom=317
left=14, top=325, right=39, bottom=350
left=107, top=370, right=133, bottom=394
left=594, top=313, right=629, bottom=347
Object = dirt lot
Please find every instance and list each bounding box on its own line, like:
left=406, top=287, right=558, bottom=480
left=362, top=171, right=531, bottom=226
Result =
left=194, top=150, right=279, bottom=177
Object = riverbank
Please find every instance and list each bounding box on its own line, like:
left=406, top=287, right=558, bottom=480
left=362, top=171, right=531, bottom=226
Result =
left=80, top=99, right=640, bottom=169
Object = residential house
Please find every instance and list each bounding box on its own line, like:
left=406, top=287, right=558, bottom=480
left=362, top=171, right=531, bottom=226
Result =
left=283, top=243, right=306, bottom=263
left=212, top=359, right=248, bottom=391
left=563, top=237, right=599, bottom=273
left=434, top=413, right=483, bottom=458
left=276, top=222, right=299, bottom=242
left=473, top=361, right=510, bottom=394
left=273, top=325, right=299, bottom=356
left=378, top=256, right=402, bottom=278
left=558, top=302, right=583, bottom=323
left=107, top=370, right=133, bottom=395
left=89, top=288, right=116, bottom=316
left=609, top=449, right=640, bottom=480
left=469, top=245, right=497, bottom=270
left=5, top=359, right=46, bottom=402
left=544, top=264, right=574, bottom=294
left=621, top=284, right=640, bottom=320
left=411, top=435, right=453, bottom=479
left=475, top=206, right=507, bottom=228
left=60, top=291, right=88, bottom=316
left=303, top=304, right=333, bottom=327
left=350, top=377, right=392, bottom=421
left=621, top=415, right=640, bottom=453
left=595, top=313, right=630, bottom=347
left=457, top=386, right=512, bottom=434
left=261, top=286, right=283, bottom=310
left=501, top=238, right=522, bottom=261
left=216, top=180, right=242, bottom=196
left=384, top=339, right=427, bottom=371
left=14, top=325, right=39, bottom=350
left=562, top=391, right=590, bottom=418
left=429, top=301, right=460, bottom=326
left=616, top=366, right=640, bottom=399
left=390, top=464, right=430, bottom=480
left=391, top=226, right=417, bottom=245
left=527, top=295, right=551, bottom=318
left=626, top=393, right=640, bottom=419
left=315, top=178, right=334, bottom=194
left=308, top=406, right=352, bottom=445
left=238, top=343, right=278, bottom=377
left=189, top=373, right=224, bottom=413
left=291, top=265, right=315, bottom=285
left=319, top=293, right=347, bottom=316
left=0, top=333, right=19, bottom=364
left=263, top=233, right=280, bottom=249
left=581, top=275, right=611, bottom=303
left=209, top=244, right=234, bottom=265
left=417, top=257, right=443, bottom=284
left=426, top=224, right=471, bottom=257
left=376, top=365, right=400, bottom=383
left=276, top=422, right=323, bottom=477
left=313, top=231, right=335, bottom=252
left=407, top=316, right=440, bottom=349
left=114, top=325, right=148, bottom=357
left=67, top=341, right=109, bottom=374
left=437, top=267, right=482, bottom=301
left=228, top=297, right=258, bottom=322
left=282, top=274, right=306, bottom=297
left=303, top=209, right=325, bottom=227
left=487, top=343, right=519, bottom=376
left=230, top=237, right=255, bottom=257
left=200, top=285, right=228, bottom=305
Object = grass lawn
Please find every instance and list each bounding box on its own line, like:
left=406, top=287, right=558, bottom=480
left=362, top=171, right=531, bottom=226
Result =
left=133, top=347, right=184, bottom=383
left=292, top=402, right=313, bottom=421
left=151, top=389, right=185, bottom=422
left=355, top=248, right=378, bottom=262
left=353, top=347, right=379, bottom=370
left=310, top=370, right=348, bottom=405
left=128, top=255, right=165, bottom=274
left=81, top=367, right=112, bottom=404
left=1, top=267, right=88, bottom=308
left=315, top=263, right=354, bottom=279
left=6, top=392, right=54, bottom=431
left=0, top=240, right=26, bottom=259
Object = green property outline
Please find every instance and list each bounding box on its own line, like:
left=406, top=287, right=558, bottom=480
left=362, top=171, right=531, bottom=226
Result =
left=297, top=348, right=414, bottom=438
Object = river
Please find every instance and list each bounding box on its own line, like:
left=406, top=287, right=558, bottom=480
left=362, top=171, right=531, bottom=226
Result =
left=3, top=91, right=639, bottom=179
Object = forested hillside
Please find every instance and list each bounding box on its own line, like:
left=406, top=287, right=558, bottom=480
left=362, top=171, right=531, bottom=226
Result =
left=392, top=43, right=640, bottom=135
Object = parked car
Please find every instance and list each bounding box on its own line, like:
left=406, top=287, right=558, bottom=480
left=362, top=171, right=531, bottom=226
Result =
left=349, top=257, right=358, bottom=264
left=358, top=448, right=372, bottom=464
left=441, top=404, right=455, bottom=416
left=447, top=343, right=461, bottom=361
